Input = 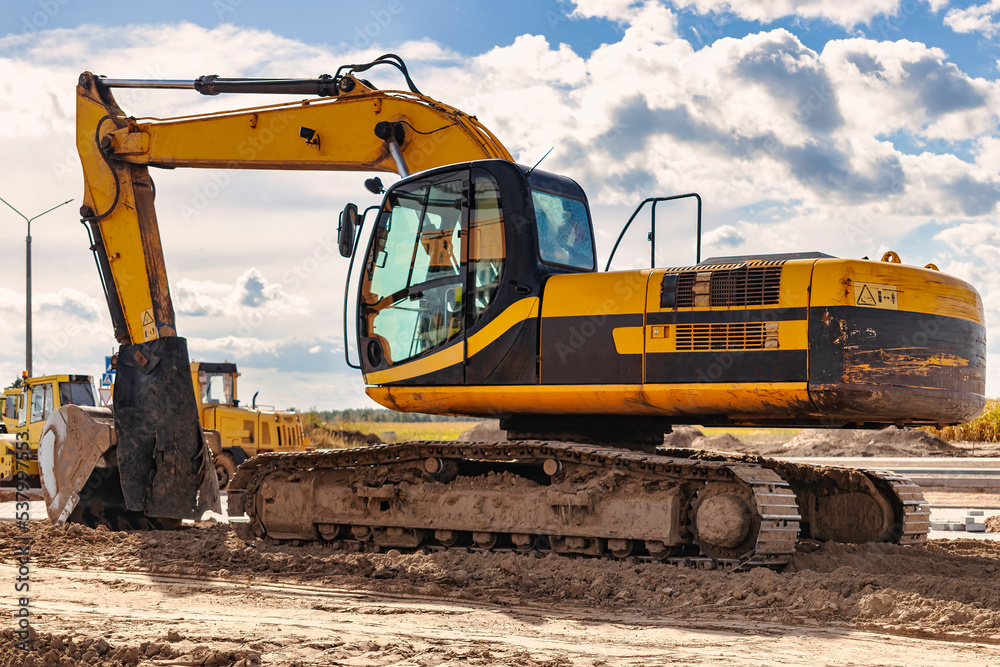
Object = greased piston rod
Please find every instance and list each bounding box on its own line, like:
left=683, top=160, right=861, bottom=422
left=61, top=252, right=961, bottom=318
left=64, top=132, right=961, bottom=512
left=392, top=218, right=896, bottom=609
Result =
left=97, top=74, right=339, bottom=97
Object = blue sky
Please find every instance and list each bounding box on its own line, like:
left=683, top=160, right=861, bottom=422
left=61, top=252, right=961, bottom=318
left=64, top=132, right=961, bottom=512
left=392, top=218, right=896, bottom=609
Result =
left=0, top=0, right=998, bottom=409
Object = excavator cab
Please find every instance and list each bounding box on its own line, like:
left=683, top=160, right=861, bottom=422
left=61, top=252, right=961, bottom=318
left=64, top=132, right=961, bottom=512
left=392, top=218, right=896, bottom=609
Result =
left=352, top=159, right=595, bottom=388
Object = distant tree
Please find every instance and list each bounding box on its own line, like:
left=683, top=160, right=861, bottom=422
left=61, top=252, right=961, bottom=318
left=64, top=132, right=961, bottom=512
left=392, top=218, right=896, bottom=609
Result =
left=315, top=408, right=482, bottom=424
left=7, top=377, right=22, bottom=389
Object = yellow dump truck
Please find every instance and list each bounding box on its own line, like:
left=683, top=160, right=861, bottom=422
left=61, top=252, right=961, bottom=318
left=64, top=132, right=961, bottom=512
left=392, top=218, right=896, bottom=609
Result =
left=191, top=362, right=308, bottom=488
left=1, top=374, right=97, bottom=483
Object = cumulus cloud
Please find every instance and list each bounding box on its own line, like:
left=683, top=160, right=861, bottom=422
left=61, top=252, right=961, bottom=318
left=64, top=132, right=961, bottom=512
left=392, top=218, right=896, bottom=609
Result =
left=935, top=222, right=1000, bottom=264
left=573, top=0, right=913, bottom=28
left=822, top=39, right=997, bottom=142
left=3, top=16, right=999, bottom=399
left=36, top=288, right=102, bottom=321
left=702, top=223, right=746, bottom=249
left=944, top=1, right=1000, bottom=36
left=175, top=269, right=307, bottom=318
left=187, top=335, right=342, bottom=373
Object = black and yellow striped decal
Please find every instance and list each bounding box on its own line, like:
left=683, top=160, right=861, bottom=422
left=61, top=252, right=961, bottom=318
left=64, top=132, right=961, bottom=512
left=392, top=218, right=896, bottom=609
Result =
left=364, top=298, right=539, bottom=386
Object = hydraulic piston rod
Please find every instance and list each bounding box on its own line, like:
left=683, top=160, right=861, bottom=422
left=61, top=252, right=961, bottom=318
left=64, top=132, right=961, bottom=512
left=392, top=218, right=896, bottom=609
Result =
left=97, top=75, right=340, bottom=97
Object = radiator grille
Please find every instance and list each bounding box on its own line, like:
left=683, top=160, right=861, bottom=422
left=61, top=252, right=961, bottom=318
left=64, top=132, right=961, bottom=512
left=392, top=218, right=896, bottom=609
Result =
left=676, top=323, right=776, bottom=351
left=674, top=266, right=782, bottom=308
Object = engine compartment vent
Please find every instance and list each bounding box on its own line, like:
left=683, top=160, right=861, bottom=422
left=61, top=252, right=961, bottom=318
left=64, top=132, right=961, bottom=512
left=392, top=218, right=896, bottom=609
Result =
left=675, top=322, right=779, bottom=351
left=674, top=266, right=782, bottom=308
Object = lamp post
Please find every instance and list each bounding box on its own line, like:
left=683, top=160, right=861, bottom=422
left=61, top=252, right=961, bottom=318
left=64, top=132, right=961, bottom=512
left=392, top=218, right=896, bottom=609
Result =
left=0, top=196, right=74, bottom=377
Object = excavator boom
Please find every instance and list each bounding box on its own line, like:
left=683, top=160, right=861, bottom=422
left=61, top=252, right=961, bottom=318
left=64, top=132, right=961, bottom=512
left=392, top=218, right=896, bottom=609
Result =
left=58, top=60, right=513, bottom=527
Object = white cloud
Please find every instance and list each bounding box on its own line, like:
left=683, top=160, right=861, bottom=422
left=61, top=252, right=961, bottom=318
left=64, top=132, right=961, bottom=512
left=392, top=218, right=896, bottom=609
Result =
left=572, top=0, right=912, bottom=28
left=935, top=222, right=1000, bottom=264
left=175, top=268, right=307, bottom=318
left=36, top=288, right=103, bottom=322
left=2, top=17, right=999, bottom=402
left=944, top=1, right=1000, bottom=36
left=821, top=38, right=999, bottom=142
left=702, top=223, right=746, bottom=249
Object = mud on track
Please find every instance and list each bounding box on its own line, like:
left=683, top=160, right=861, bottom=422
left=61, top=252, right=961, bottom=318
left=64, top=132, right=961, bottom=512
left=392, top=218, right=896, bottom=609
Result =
left=3, top=520, right=1000, bottom=665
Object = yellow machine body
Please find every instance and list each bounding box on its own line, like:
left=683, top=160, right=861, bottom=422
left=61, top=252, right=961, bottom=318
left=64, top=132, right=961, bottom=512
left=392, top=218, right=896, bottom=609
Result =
left=191, top=361, right=306, bottom=454
left=0, top=375, right=97, bottom=481
left=367, top=256, right=984, bottom=426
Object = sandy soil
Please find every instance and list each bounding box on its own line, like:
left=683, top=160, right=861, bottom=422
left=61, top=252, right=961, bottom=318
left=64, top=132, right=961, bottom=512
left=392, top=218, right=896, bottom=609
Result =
left=4, top=519, right=1000, bottom=666
left=4, top=424, right=999, bottom=665
left=461, top=421, right=1000, bottom=457
left=668, top=425, right=1000, bottom=458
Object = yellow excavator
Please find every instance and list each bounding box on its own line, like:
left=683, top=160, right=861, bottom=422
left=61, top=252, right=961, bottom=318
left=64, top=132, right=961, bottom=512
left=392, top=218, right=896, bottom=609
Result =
left=45, top=55, right=986, bottom=567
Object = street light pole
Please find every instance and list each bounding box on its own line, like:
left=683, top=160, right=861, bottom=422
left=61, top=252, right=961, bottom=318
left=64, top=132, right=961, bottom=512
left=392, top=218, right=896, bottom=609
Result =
left=0, top=197, right=74, bottom=377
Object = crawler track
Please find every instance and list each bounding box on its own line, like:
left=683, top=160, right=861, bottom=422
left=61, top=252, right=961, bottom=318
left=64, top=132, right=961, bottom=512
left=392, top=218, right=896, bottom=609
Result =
left=660, top=448, right=931, bottom=546
left=228, top=441, right=805, bottom=569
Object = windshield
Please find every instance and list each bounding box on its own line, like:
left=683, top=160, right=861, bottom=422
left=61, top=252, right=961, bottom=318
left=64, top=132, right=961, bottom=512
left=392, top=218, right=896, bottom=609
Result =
left=59, top=381, right=96, bottom=407
left=201, top=372, right=234, bottom=405
left=532, top=189, right=595, bottom=270
left=362, top=176, right=466, bottom=365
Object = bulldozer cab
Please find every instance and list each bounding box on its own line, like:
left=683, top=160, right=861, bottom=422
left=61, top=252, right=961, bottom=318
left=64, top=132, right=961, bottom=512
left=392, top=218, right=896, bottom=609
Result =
left=18, top=375, right=96, bottom=439
left=194, top=362, right=238, bottom=407
left=2, top=387, right=18, bottom=433
left=0, top=375, right=96, bottom=482
left=354, top=159, right=596, bottom=387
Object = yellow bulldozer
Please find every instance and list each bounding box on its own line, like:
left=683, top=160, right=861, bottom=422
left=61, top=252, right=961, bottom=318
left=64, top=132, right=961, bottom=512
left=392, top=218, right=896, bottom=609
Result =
left=190, top=361, right=307, bottom=488
left=1, top=363, right=304, bottom=493
left=1, top=373, right=98, bottom=484
left=38, top=55, right=986, bottom=567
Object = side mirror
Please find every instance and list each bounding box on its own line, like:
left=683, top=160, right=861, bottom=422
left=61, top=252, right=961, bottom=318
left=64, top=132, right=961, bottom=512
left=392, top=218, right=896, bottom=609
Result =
left=338, top=203, right=359, bottom=257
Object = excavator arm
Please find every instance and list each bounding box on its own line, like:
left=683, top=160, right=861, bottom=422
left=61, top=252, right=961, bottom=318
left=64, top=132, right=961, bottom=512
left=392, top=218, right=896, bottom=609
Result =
left=76, top=67, right=511, bottom=345
left=51, top=59, right=513, bottom=526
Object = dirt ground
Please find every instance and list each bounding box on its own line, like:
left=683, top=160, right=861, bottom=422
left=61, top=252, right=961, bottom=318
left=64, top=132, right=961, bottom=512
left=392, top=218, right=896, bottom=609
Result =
left=4, top=518, right=1000, bottom=666
left=4, top=424, right=1000, bottom=666
left=460, top=420, right=1000, bottom=457
left=669, top=426, right=1000, bottom=458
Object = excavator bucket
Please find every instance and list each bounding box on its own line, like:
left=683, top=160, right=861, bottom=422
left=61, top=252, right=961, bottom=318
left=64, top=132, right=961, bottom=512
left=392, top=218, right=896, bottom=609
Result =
left=113, top=338, right=220, bottom=520
left=39, top=405, right=115, bottom=523
left=39, top=338, right=220, bottom=529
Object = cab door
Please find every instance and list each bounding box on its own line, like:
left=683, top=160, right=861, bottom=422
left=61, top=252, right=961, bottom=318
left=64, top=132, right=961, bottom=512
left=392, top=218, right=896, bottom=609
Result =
left=25, top=382, right=54, bottom=445
left=359, top=169, right=469, bottom=386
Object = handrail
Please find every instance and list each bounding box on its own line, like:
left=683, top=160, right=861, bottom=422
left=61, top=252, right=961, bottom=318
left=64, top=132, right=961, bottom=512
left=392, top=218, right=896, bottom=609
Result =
left=604, top=193, right=702, bottom=271
left=342, top=205, right=382, bottom=369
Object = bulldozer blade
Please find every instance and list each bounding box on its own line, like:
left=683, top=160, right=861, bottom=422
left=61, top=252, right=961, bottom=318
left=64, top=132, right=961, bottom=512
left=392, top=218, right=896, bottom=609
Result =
left=39, top=405, right=115, bottom=523
left=114, top=337, right=221, bottom=519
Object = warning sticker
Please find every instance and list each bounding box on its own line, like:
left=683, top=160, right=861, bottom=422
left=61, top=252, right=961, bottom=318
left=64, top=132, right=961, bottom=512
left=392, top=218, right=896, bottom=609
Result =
left=141, top=308, right=158, bottom=341
left=853, top=282, right=898, bottom=310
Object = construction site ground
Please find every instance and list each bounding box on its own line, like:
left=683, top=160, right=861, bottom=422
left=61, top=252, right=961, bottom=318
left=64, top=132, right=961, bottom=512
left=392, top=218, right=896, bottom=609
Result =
left=4, top=426, right=1000, bottom=666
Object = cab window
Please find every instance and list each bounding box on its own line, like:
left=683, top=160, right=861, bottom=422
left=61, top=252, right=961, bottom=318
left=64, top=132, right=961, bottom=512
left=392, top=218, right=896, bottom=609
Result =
left=200, top=372, right=234, bottom=405
left=29, top=383, right=54, bottom=423
left=3, top=395, right=16, bottom=420
left=468, top=170, right=505, bottom=327
left=363, top=175, right=466, bottom=365
left=59, top=381, right=96, bottom=407
left=533, top=189, right=595, bottom=270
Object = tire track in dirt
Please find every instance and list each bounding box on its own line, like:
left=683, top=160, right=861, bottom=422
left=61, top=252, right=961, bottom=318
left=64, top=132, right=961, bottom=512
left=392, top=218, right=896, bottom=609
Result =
left=5, top=564, right=1000, bottom=666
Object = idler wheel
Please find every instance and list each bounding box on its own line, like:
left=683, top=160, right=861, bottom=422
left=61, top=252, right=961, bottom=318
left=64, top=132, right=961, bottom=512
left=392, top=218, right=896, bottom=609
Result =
left=691, top=482, right=759, bottom=559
